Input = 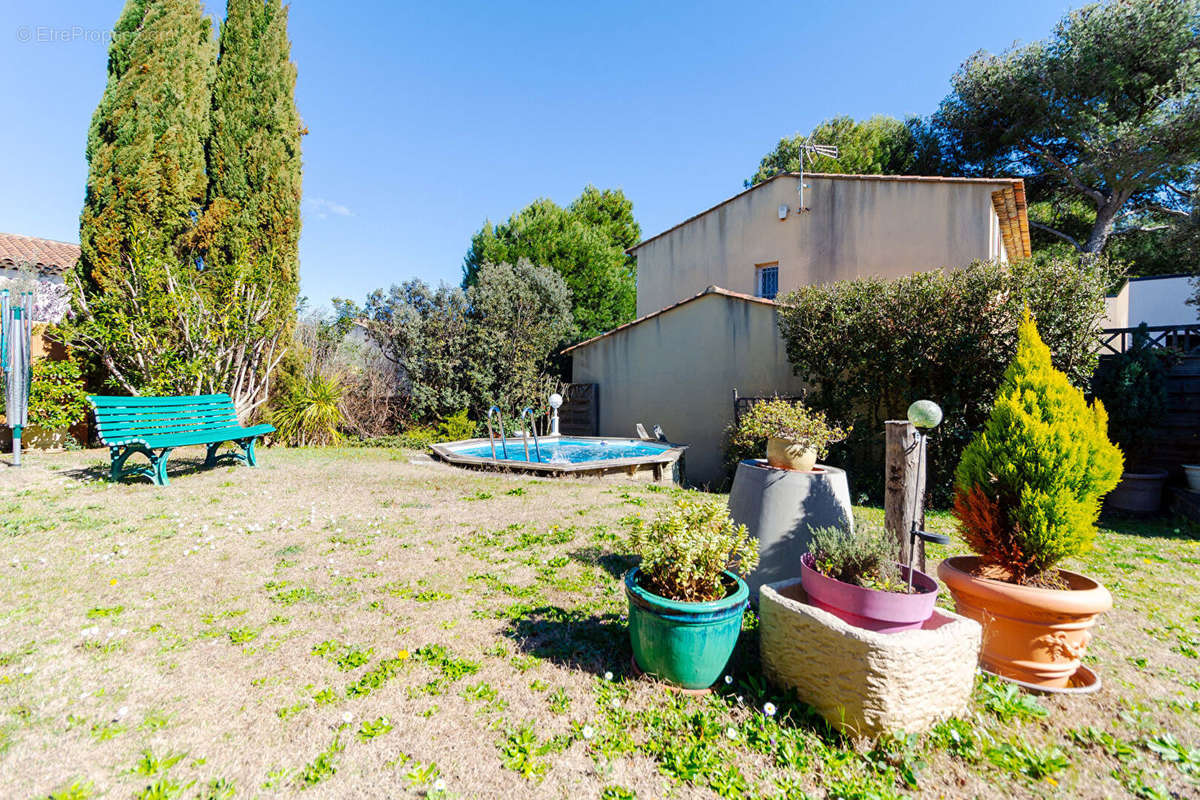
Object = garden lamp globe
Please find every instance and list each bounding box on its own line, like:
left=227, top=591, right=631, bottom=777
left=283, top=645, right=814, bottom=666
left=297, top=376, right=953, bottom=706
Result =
left=904, top=399, right=949, bottom=591
left=549, top=392, right=563, bottom=435
left=907, top=399, right=943, bottom=431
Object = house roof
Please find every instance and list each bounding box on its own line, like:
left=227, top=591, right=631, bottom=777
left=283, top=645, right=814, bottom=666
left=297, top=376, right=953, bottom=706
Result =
left=0, top=232, right=80, bottom=275
left=562, top=285, right=776, bottom=354
left=627, top=172, right=1032, bottom=257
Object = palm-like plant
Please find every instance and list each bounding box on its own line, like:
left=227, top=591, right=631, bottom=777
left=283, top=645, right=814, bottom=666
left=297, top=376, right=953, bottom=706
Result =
left=272, top=374, right=344, bottom=446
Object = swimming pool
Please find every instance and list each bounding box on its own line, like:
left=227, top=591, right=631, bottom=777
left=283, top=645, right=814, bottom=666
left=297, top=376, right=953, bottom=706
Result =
left=431, top=435, right=686, bottom=482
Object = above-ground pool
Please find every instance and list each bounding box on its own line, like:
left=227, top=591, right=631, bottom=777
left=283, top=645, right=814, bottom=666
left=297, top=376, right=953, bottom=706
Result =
left=431, top=435, right=686, bottom=483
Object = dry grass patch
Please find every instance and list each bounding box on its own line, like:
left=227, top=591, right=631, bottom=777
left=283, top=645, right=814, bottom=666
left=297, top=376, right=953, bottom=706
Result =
left=0, top=446, right=1195, bottom=799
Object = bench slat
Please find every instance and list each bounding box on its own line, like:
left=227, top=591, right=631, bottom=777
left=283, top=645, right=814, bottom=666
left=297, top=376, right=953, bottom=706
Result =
left=106, top=424, right=275, bottom=449
left=90, top=394, right=232, bottom=407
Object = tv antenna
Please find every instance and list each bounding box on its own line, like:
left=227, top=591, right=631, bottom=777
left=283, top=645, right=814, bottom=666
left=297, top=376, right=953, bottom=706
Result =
left=797, top=138, right=838, bottom=210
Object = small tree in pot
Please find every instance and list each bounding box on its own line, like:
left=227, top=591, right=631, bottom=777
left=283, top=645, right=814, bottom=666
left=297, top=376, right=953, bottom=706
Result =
left=940, top=311, right=1123, bottom=689
left=625, top=498, right=758, bottom=689
left=801, top=521, right=938, bottom=633
left=728, top=398, right=848, bottom=472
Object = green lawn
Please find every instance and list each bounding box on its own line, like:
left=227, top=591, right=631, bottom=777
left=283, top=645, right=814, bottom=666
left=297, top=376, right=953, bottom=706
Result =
left=0, top=447, right=1197, bottom=799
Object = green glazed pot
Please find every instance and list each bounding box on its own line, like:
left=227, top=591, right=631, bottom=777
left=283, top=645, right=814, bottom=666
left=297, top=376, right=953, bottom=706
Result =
left=625, top=567, right=749, bottom=690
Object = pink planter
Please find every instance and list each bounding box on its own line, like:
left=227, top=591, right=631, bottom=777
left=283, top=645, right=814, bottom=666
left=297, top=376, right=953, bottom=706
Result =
left=800, top=553, right=938, bottom=633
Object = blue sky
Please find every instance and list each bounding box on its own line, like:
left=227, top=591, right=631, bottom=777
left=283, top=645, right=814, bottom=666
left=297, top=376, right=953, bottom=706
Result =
left=1, top=0, right=1077, bottom=309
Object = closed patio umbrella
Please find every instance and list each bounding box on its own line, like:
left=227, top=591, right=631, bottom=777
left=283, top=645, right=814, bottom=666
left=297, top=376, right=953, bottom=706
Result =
left=4, top=292, right=32, bottom=466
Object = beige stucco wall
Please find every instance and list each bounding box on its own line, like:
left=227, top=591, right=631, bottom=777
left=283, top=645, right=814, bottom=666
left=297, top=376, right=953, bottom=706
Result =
left=634, top=175, right=1014, bottom=316
left=570, top=291, right=806, bottom=487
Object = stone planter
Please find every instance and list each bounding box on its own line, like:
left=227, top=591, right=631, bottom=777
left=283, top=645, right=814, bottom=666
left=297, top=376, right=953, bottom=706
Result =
left=728, top=459, right=852, bottom=601
left=759, top=578, right=981, bottom=737
left=1106, top=469, right=1169, bottom=513
left=765, top=438, right=817, bottom=471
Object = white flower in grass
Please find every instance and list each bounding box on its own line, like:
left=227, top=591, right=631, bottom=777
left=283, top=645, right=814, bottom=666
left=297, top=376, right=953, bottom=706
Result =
left=581, top=725, right=595, bottom=740
left=726, top=726, right=738, bottom=740
left=724, top=675, right=732, bottom=685
left=342, top=711, right=353, bottom=724
left=763, top=702, right=777, bottom=717
left=610, top=698, right=620, bottom=710
left=603, top=671, right=613, bottom=681
left=117, top=706, right=129, bottom=718
left=22, top=666, right=32, bottom=675
left=433, top=779, right=446, bottom=792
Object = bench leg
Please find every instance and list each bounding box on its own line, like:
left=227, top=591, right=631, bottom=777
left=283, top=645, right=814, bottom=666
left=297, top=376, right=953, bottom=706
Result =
left=110, top=445, right=172, bottom=486
left=237, top=437, right=259, bottom=467
left=204, top=442, right=222, bottom=468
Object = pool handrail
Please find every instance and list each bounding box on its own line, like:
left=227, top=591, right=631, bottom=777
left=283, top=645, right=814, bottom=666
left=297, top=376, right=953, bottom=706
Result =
left=486, top=406, right=509, bottom=459
left=519, top=406, right=543, bottom=463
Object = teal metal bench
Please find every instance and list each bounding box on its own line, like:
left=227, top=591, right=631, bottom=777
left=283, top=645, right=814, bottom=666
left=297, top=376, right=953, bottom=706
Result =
left=89, top=394, right=274, bottom=486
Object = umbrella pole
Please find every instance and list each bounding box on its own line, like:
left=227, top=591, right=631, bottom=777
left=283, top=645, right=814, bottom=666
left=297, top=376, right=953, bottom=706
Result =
left=12, top=425, right=20, bottom=467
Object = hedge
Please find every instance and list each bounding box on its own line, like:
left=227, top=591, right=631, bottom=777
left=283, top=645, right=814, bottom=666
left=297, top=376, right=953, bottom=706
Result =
left=775, top=255, right=1116, bottom=505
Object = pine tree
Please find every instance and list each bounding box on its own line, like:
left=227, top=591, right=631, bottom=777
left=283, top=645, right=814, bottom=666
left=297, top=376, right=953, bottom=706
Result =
left=206, top=0, right=303, bottom=302
left=953, top=311, right=1123, bottom=583
left=80, top=0, right=216, bottom=293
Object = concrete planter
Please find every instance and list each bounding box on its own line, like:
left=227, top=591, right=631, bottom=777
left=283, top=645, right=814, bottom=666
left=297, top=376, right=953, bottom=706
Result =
left=728, top=459, right=852, bottom=601
left=1106, top=469, right=1169, bottom=513
left=759, top=578, right=981, bottom=737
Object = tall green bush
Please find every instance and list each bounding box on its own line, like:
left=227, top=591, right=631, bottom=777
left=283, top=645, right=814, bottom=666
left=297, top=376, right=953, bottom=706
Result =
left=28, top=359, right=89, bottom=432
left=954, top=312, right=1123, bottom=584
left=775, top=255, right=1116, bottom=503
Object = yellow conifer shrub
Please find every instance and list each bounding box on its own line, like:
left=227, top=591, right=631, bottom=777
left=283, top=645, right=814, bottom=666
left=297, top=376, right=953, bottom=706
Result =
left=953, top=311, right=1123, bottom=584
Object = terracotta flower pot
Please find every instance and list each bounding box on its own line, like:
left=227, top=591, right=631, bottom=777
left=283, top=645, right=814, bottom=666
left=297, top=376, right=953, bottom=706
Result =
left=937, top=555, right=1111, bottom=688
left=800, top=553, right=938, bottom=633
left=766, top=437, right=817, bottom=471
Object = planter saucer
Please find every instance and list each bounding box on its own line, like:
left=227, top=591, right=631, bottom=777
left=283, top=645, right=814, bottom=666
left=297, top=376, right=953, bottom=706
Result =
left=630, top=656, right=713, bottom=696
left=980, top=664, right=1101, bottom=695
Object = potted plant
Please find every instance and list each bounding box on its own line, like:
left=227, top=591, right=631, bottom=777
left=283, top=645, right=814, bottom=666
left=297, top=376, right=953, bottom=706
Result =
left=939, top=312, right=1123, bottom=689
left=624, top=497, right=758, bottom=689
left=25, top=357, right=88, bottom=450
left=800, top=522, right=938, bottom=633
left=1091, top=323, right=1175, bottom=512
left=728, top=398, right=848, bottom=472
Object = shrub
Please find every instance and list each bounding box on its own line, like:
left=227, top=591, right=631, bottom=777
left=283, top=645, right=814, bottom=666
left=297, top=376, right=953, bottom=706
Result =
left=953, top=312, right=1123, bottom=584
left=27, top=358, right=89, bottom=431
left=626, top=498, right=759, bottom=602
left=809, top=521, right=907, bottom=593
left=776, top=255, right=1116, bottom=504
left=1091, top=324, right=1175, bottom=466
left=436, top=409, right=476, bottom=442
left=271, top=375, right=344, bottom=447
left=726, top=398, right=848, bottom=466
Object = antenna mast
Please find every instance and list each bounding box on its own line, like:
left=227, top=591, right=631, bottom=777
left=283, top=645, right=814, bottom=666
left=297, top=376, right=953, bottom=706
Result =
left=797, top=138, right=838, bottom=210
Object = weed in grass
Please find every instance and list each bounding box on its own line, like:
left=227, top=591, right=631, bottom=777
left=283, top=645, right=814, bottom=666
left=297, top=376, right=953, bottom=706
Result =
left=1143, top=731, right=1200, bottom=777
left=131, top=748, right=188, bottom=776
left=499, top=721, right=551, bottom=781
left=405, top=760, right=441, bottom=786
left=227, top=626, right=260, bottom=645
left=277, top=701, right=307, bottom=719
left=600, top=787, right=636, bottom=800
left=976, top=677, right=1049, bottom=722
left=89, top=719, right=125, bottom=742
left=85, top=606, right=123, bottom=619
left=357, top=716, right=393, bottom=742
left=195, top=778, right=235, bottom=800
left=43, top=780, right=94, bottom=800
left=133, top=777, right=190, bottom=800
left=985, top=737, right=1070, bottom=782
left=548, top=687, right=571, bottom=714
left=139, top=709, right=172, bottom=731
left=1069, top=726, right=1136, bottom=761
left=296, top=735, right=344, bottom=789
left=313, top=687, right=337, bottom=705
left=929, top=717, right=981, bottom=762
left=345, top=655, right=411, bottom=699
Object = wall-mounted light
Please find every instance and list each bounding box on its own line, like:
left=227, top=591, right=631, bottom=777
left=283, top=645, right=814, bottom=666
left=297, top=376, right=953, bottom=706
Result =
left=778, top=204, right=789, bottom=220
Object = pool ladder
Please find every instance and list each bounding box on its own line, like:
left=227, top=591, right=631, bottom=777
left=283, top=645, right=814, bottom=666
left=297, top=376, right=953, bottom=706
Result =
left=486, top=406, right=509, bottom=459
left=519, top=407, right=543, bottom=462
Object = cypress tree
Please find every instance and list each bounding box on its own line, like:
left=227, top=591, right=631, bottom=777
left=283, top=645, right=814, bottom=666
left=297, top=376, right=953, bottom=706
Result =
left=207, top=0, right=303, bottom=308
left=79, top=0, right=216, bottom=292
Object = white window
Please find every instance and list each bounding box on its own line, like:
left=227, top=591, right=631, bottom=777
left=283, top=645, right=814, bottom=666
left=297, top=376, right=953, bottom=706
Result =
left=755, top=263, right=779, bottom=300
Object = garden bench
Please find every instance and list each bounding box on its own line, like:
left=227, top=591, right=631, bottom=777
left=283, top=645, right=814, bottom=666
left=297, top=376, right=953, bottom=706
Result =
left=89, top=394, right=274, bottom=486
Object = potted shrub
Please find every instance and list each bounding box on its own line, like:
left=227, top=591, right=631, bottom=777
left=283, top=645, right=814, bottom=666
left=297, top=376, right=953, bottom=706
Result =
left=939, top=312, right=1123, bottom=689
left=25, top=357, right=88, bottom=450
left=800, top=522, right=938, bottom=633
left=624, top=497, right=758, bottom=689
left=728, top=398, right=848, bottom=472
left=1091, top=323, right=1175, bottom=512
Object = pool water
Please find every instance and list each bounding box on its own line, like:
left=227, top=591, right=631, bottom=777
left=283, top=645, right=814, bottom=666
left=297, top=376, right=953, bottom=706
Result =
left=451, top=437, right=670, bottom=464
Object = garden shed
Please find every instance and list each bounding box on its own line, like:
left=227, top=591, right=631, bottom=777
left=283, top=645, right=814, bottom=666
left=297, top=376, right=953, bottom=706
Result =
left=565, top=286, right=805, bottom=487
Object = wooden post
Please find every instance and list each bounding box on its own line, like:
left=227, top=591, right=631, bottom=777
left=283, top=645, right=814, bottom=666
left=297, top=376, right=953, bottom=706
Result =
left=884, top=420, right=926, bottom=571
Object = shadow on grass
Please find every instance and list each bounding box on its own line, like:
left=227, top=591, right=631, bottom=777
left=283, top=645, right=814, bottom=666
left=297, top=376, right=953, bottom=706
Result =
left=61, top=454, right=235, bottom=485
left=502, top=604, right=630, bottom=676
left=1099, top=511, right=1200, bottom=541
left=567, top=545, right=636, bottom=581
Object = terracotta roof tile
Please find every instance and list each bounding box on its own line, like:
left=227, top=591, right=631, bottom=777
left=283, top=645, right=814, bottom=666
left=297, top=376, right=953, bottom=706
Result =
left=0, top=232, right=80, bottom=275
